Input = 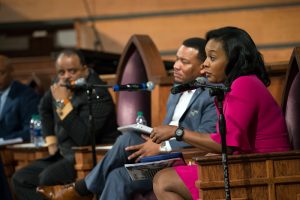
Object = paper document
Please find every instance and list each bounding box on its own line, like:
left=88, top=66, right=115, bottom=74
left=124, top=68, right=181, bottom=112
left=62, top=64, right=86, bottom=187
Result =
left=117, top=124, right=153, bottom=134
left=0, top=137, right=23, bottom=146
left=124, top=152, right=186, bottom=181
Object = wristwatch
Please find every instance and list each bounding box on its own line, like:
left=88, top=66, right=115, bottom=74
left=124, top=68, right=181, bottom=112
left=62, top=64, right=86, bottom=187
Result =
left=159, top=141, right=172, bottom=153
left=175, top=127, right=184, bottom=141
left=55, top=99, right=69, bottom=110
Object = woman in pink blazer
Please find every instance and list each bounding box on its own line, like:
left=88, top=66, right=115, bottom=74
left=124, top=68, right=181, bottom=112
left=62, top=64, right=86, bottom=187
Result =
left=150, top=26, right=291, bottom=200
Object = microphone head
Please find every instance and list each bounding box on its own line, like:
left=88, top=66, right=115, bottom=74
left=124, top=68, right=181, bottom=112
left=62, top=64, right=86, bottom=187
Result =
left=146, top=81, right=155, bottom=91
left=195, top=76, right=206, bottom=85
left=113, top=81, right=155, bottom=92
left=170, top=77, right=206, bottom=94
left=74, top=78, right=86, bottom=85
left=66, top=78, right=87, bottom=89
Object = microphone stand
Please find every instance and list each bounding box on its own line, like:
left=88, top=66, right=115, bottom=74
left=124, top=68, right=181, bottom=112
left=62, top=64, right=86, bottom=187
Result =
left=84, top=83, right=111, bottom=167
left=209, top=88, right=231, bottom=200
left=86, top=86, right=97, bottom=167
left=77, top=82, right=152, bottom=167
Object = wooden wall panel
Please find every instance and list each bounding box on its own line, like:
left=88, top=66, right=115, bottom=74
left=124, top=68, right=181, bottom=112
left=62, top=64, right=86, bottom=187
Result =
left=11, top=56, right=55, bottom=86
left=260, top=49, right=294, bottom=64
left=1, top=0, right=300, bottom=22
left=89, top=5, right=300, bottom=63
left=1, top=0, right=300, bottom=63
left=268, top=75, right=286, bottom=106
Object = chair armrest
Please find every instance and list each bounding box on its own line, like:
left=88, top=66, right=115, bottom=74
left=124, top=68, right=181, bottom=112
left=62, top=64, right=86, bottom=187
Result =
left=73, top=144, right=113, bottom=179
left=6, top=143, right=49, bottom=171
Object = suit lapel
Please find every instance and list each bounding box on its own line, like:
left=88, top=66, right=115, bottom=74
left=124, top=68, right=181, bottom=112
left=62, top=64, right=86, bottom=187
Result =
left=164, top=93, right=181, bottom=124
left=0, top=82, right=17, bottom=121
left=179, top=88, right=203, bottom=121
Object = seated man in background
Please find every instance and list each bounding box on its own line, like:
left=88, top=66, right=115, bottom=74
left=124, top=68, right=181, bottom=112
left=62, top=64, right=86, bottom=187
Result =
left=37, top=38, right=218, bottom=200
left=0, top=55, right=40, bottom=141
left=12, top=49, right=120, bottom=200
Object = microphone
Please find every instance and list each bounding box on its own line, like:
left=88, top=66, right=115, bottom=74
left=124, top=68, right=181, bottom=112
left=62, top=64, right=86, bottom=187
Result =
left=171, top=77, right=230, bottom=94
left=113, top=81, right=155, bottom=91
left=199, top=77, right=231, bottom=93
left=61, top=79, right=155, bottom=91
left=171, top=77, right=204, bottom=94
left=62, top=78, right=87, bottom=89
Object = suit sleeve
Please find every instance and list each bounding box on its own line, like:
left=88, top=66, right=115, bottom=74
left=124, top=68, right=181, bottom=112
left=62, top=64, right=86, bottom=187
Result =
left=168, top=90, right=218, bottom=149
left=39, top=90, right=56, bottom=138
left=3, top=88, right=40, bottom=141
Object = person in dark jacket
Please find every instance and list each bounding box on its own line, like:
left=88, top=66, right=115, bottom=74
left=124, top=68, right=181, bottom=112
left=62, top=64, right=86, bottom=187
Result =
left=0, top=55, right=40, bottom=141
left=11, top=49, right=120, bottom=200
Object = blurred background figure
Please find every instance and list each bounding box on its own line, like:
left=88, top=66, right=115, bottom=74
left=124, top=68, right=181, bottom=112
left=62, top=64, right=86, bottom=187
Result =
left=0, top=55, right=40, bottom=141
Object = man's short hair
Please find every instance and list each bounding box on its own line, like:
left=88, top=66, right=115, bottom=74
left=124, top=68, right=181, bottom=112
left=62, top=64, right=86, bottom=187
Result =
left=182, top=38, right=206, bottom=62
left=56, top=49, right=87, bottom=66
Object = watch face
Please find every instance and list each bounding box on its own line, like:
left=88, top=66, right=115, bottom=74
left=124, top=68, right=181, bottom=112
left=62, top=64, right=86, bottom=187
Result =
left=176, top=128, right=184, bottom=136
left=175, top=127, right=184, bottom=141
left=55, top=100, right=65, bottom=109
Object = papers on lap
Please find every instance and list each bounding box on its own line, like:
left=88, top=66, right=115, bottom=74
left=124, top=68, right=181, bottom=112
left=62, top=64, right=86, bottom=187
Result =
left=124, top=152, right=186, bottom=181
left=117, top=124, right=153, bottom=134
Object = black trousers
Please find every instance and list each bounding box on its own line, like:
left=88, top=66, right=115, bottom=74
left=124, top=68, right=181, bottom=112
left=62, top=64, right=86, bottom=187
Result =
left=11, top=152, right=76, bottom=200
left=0, top=159, right=13, bottom=200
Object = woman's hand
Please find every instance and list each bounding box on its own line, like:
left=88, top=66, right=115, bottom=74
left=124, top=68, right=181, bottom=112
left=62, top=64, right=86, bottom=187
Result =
left=150, top=125, right=177, bottom=144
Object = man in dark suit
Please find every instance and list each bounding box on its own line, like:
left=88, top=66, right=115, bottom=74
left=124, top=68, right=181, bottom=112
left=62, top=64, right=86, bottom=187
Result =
left=0, top=55, right=40, bottom=141
left=0, top=55, right=40, bottom=200
left=11, top=49, right=120, bottom=200
left=37, top=38, right=217, bottom=200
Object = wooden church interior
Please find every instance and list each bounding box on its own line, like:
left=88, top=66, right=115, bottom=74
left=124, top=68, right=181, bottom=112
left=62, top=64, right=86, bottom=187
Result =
left=0, top=0, right=300, bottom=199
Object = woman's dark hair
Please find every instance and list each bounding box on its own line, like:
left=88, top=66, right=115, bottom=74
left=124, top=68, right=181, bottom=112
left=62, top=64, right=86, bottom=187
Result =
left=183, top=37, right=207, bottom=62
left=205, top=26, right=270, bottom=86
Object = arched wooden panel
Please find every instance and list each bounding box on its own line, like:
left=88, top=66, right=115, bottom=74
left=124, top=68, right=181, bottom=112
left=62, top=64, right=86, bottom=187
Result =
left=115, top=34, right=167, bottom=126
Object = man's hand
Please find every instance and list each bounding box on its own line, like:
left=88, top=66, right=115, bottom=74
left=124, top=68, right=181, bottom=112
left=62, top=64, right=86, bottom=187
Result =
left=150, top=125, right=177, bottom=144
left=125, top=134, right=160, bottom=162
left=48, top=143, right=58, bottom=155
left=50, top=81, right=71, bottom=101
